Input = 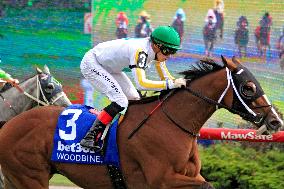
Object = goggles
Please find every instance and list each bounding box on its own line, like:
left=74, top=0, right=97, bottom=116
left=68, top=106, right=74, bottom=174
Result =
left=158, top=45, right=177, bottom=56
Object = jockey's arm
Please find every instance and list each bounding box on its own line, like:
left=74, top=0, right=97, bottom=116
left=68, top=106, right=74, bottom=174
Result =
left=155, top=61, right=175, bottom=81
left=0, top=69, right=13, bottom=82
left=132, top=67, right=168, bottom=91
left=130, top=49, right=171, bottom=91
left=0, top=69, right=19, bottom=84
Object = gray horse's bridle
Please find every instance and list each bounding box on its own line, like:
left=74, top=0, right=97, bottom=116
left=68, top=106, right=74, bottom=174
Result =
left=34, top=74, right=65, bottom=106
left=1, top=75, right=64, bottom=113
left=23, top=74, right=65, bottom=106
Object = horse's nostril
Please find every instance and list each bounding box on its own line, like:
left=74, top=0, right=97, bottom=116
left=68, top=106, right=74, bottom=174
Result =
left=269, top=120, right=281, bottom=130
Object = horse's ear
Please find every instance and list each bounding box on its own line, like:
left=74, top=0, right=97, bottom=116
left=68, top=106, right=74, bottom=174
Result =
left=36, top=67, right=43, bottom=74
left=232, top=56, right=242, bottom=65
left=43, top=65, right=50, bottom=74
left=221, top=55, right=237, bottom=71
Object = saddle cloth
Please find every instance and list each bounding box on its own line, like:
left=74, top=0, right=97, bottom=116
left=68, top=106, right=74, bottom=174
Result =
left=51, top=104, right=120, bottom=167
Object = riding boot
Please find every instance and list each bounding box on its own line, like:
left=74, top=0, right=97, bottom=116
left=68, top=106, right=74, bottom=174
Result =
left=80, top=119, right=106, bottom=150
left=80, top=102, right=124, bottom=151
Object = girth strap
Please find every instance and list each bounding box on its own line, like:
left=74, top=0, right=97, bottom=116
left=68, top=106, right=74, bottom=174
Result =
left=107, top=165, right=127, bottom=189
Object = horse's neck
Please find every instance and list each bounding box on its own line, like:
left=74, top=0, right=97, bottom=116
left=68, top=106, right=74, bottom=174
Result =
left=165, top=69, right=227, bottom=134
left=0, top=76, right=38, bottom=121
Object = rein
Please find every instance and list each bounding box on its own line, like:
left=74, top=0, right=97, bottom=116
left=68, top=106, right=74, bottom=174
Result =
left=19, top=75, right=64, bottom=106
left=25, top=75, right=49, bottom=106
left=128, top=68, right=270, bottom=139
left=160, top=91, right=200, bottom=137
left=0, top=75, right=63, bottom=114
left=185, top=87, right=264, bottom=123
left=0, top=93, right=19, bottom=115
left=128, top=90, right=175, bottom=139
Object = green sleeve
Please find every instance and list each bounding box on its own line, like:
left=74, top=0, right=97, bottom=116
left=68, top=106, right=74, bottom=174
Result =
left=0, top=69, right=13, bottom=80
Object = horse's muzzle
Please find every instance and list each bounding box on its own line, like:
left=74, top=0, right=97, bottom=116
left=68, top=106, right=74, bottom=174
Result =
left=265, top=117, right=283, bottom=131
left=256, top=116, right=283, bottom=135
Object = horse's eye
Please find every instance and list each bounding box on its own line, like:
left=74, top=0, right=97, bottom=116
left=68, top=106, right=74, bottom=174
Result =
left=241, top=82, right=256, bottom=97
left=45, top=83, right=55, bottom=93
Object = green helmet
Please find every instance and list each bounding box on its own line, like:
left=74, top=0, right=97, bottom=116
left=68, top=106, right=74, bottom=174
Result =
left=151, top=26, right=181, bottom=50
left=0, top=69, right=12, bottom=80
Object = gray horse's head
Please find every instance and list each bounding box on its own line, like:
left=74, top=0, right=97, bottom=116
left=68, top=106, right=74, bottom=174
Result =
left=0, top=65, right=72, bottom=122
left=35, top=65, right=72, bottom=107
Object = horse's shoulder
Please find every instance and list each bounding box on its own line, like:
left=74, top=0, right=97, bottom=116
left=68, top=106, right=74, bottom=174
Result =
left=32, top=105, right=64, bottom=111
left=39, top=105, right=65, bottom=114
left=20, top=106, right=65, bottom=119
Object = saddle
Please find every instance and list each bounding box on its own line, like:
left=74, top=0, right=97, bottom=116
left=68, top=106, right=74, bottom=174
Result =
left=0, top=121, right=6, bottom=129
left=51, top=104, right=127, bottom=188
left=51, top=104, right=121, bottom=166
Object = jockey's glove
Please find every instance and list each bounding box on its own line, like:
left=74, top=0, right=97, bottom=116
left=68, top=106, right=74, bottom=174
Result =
left=11, top=79, right=19, bottom=84
left=167, top=78, right=187, bottom=89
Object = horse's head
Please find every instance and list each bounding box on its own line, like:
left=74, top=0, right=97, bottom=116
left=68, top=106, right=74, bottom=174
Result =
left=35, top=65, right=72, bottom=107
left=221, top=56, right=283, bottom=134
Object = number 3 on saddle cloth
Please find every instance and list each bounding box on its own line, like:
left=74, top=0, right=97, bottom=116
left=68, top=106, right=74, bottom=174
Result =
left=51, top=104, right=120, bottom=167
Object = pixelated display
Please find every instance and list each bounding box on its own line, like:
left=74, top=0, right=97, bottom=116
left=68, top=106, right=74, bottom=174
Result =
left=91, top=0, right=284, bottom=127
left=0, top=0, right=283, bottom=128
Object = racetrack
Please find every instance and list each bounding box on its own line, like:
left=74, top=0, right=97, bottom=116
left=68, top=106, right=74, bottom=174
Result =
left=50, top=186, right=82, bottom=189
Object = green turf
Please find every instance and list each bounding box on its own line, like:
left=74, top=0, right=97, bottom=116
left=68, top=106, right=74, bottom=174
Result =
left=49, top=174, right=76, bottom=186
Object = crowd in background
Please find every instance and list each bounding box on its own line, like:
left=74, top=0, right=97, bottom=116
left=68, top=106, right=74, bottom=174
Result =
left=1, top=0, right=284, bottom=66
left=113, top=0, right=283, bottom=63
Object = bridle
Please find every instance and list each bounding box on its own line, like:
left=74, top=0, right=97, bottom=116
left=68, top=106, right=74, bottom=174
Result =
left=129, top=67, right=272, bottom=139
left=216, top=68, right=271, bottom=123
left=0, top=74, right=64, bottom=115
left=160, top=67, right=272, bottom=137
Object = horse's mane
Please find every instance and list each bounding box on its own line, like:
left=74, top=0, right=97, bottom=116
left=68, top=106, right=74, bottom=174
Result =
left=0, top=74, right=37, bottom=93
left=129, top=58, right=225, bottom=105
left=179, top=58, right=225, bottom=81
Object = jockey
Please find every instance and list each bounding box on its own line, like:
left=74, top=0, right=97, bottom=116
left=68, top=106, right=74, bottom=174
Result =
left=237, top=16, right=248, bottom=28
left=80, top=26, right=186, bottom=151
left=172, top=8, right=186, bottom=43
left=135, top=10, right=153, bottom=38
left=116, top=12, right=128, bottom=27
left=214, top=0, right=225, bottom=15
left=205, top=9, right=217, bottom=24
left=277, top=26, right=284, bottom=58
left=260, top=12, right=272, bottom=28
left=115, top=12, right=128, bottom=39
left=0, top=68, right=19, bottom=90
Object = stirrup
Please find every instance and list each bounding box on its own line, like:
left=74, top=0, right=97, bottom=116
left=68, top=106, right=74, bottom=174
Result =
left=92, top=140, right=105, bottom=152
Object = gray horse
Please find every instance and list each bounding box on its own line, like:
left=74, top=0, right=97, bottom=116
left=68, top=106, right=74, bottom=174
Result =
left=0, top=65, right=72, bottom=188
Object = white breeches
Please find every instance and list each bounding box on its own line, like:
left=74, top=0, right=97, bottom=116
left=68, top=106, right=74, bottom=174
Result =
left=80, top=52, right=140, bottom=108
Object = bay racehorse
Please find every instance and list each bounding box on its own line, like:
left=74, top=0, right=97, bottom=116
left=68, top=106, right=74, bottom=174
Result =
left=0, top=65, right=71, bottom=188
left=0, top=56, right=282, bottom=189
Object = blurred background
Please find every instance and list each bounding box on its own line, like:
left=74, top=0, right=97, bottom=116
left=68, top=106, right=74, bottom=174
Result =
left=0, top=0, right=284, bottom=188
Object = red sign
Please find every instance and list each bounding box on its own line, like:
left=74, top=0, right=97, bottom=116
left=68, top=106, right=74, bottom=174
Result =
left=199, top=128, right=284, bottom=142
